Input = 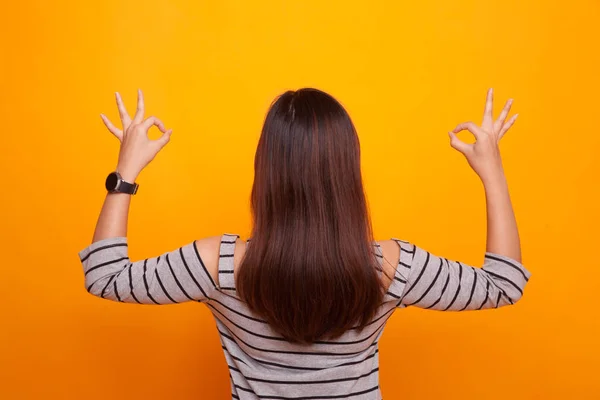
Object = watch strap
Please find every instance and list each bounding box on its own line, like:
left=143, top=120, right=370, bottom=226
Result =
left=117, top=179, right=139, bottom=195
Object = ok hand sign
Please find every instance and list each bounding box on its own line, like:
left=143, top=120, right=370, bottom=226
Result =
left=100, top=89, right=172, bottom=182
left=448, top=88, right=518, bottom=185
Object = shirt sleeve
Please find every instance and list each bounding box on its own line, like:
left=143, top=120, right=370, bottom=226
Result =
left=390, top=240, right=532, bottom=311
left=77, top=236, right=216, bottom=304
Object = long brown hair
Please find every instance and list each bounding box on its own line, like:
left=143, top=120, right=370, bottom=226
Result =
left=236, top=88, right=386, bottom=345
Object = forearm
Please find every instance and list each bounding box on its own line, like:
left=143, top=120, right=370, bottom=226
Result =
left=91, top=169, right=138, bottom=243
left=483, top=171, right=521, bottom=262
left=92, top=192, right=131, bottom=242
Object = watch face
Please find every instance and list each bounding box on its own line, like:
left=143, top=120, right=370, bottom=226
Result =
left=105, top=172, right=119, bottom=191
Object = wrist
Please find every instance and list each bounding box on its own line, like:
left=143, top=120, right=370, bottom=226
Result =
left=481, top=170, right=507, bottom=190
left=115, top=165, right=139, bottom=183
left=477, top=157, right=506, bottom=187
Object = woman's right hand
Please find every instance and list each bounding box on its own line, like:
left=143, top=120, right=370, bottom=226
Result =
left=448, top=88, right=518, bottom=185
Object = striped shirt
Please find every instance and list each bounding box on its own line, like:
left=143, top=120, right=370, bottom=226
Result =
left=78, top=233, right=531, bottom=399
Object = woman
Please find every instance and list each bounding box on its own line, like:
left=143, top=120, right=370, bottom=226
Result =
left=79, top=87, right=530, bottom=399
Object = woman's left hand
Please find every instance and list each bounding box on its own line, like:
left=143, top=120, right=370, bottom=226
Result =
left=100, top=89, right=172, bottom=182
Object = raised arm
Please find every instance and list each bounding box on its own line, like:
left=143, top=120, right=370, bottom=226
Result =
left=388, top=89, right=530, bottom=311
left=449, top=88, right=521, bottom=262
left=92, top=89, right=172, bottom=243
left=76, top=90, right=212, bottom=304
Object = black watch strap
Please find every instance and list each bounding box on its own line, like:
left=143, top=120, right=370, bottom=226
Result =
left=118, top=179, right=139, bottom=195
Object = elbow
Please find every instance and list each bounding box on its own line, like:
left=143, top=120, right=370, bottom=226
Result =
left=498, top=284, right=529, bottom=307
left=85, top=276, right=117, bottom=301
left=483, top=257, right=532, bottom=307
left=510, top=291, right=525, bottom=305
left=514, top=282, right=531, bottom=305
left=512, top=273, right=532, bottom=305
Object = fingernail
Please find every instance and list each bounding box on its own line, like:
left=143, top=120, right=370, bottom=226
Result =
left=515, top=113, right=519, bottom=119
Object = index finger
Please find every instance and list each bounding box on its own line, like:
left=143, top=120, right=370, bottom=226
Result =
left=140, top=116, right=167, bottom=132
left=452, top=121, right=484, bottom=140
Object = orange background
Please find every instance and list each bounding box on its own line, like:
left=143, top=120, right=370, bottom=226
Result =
left=1, top=0, right=599, bottom=399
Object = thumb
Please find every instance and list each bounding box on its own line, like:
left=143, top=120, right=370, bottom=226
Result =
left=448, top=131, right=471, bottom=155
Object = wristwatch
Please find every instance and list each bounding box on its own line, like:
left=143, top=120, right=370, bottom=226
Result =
left=105, top=171, right=139, bottom=195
